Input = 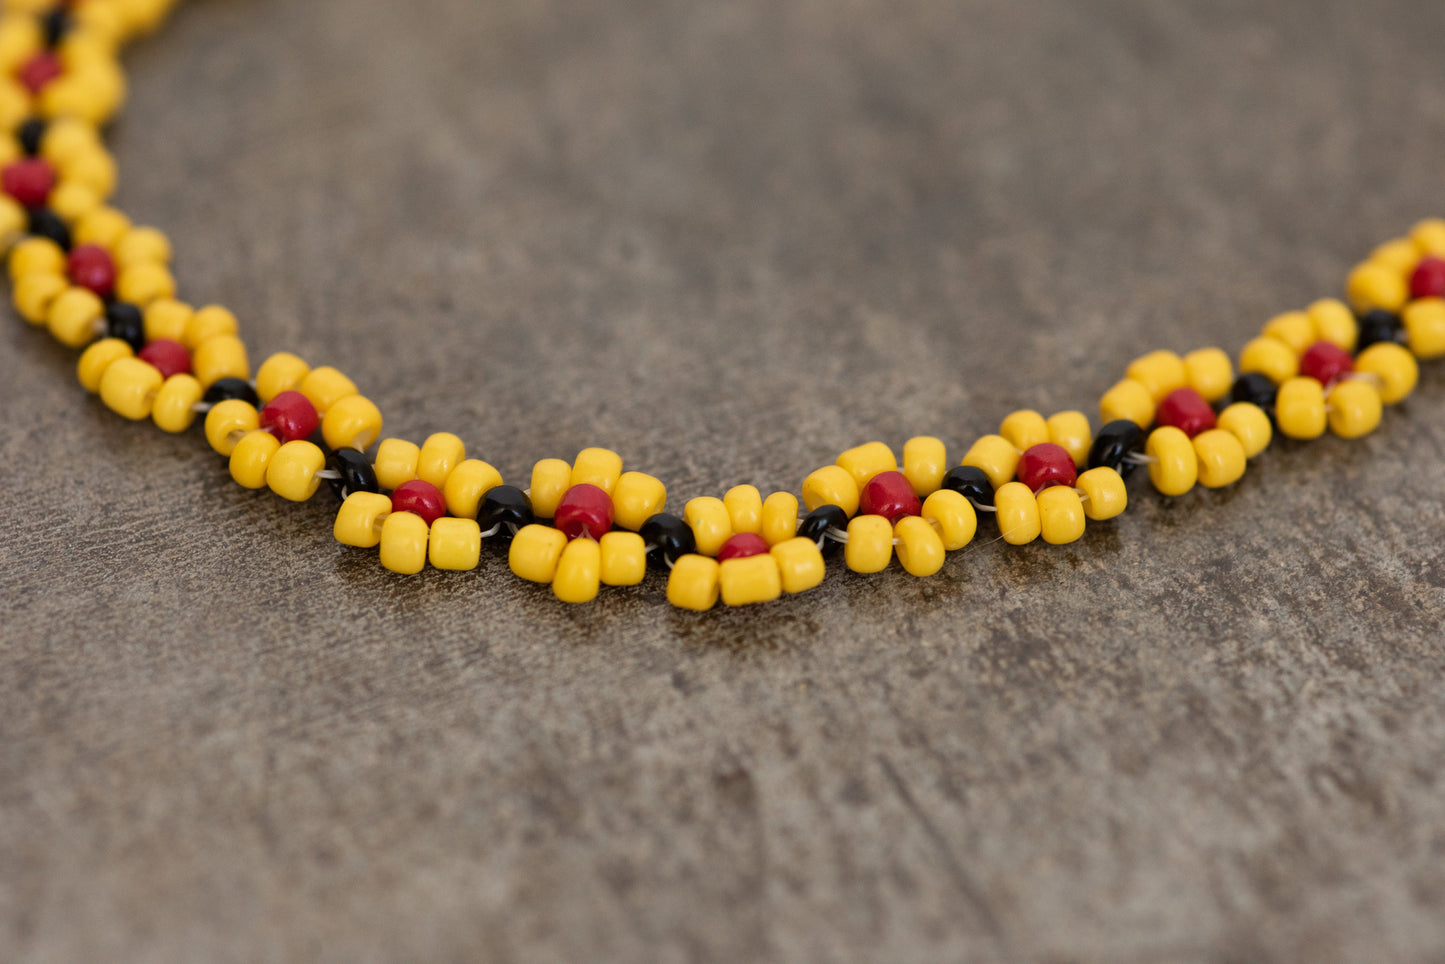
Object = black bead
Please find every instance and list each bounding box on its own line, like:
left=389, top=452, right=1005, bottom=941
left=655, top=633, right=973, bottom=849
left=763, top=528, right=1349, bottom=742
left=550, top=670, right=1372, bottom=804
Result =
left=479, top=485, right=533, bottom=539
left=938, top=465, right=995, bottom=508
left=27, top=207, right=70, bottom=250
left=1087, top=419, right=1146, bottom=477
left=42, top=8, right=69, bottom=47
left=1229, top=372, right=1277, bottom=410
left=17, top=118, right=45, bottom=157
left=639, top=512, right=695, bottom=568
left=324, top=449, right=378, bottom=501
left=1356, top=309, right=1405, bottom=351
left=104, top=303, right=145, bottom=351
left=796, top=504, right=848, bottom=549
left=201, top=376, right=260, bottom=407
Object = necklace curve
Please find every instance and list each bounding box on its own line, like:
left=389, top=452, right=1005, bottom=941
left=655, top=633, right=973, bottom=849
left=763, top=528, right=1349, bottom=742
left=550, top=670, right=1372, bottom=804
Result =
left=6, top=0, right=1444, bottom=610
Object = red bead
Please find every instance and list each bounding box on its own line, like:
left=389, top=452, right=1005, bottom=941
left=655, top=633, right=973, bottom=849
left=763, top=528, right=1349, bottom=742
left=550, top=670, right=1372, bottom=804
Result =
left=67, top=244, right=117, bottom=298
left=1017, top=443, right=1077, bottom=492
left=1153, top=388, right=1217, bottom=438
left=137, top=339, right=191, bottom=378
left=258, top=390, right=320, bottom=443
left=1, top=158, right=55, bottom=207
left=717, top=533, right=770, bottom=562
left=553, top=483, right=614, bottom=540
left=17, top=53, right=63, bottom=94
left=391, top=480, right=447, bottom=526
left=859, top=470, right=922, bottom=522
left=1298, top=340, right=1354, bottom=387
left=1409, top=256, right=1445, bottom=300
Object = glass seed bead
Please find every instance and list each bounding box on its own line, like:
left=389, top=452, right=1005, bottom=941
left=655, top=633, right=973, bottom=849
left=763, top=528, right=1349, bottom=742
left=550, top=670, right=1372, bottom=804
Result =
left=73, top=206, right=130, bottom=249
left=570, top=447, right=623, bottom=496
left=203, top=399, right=259, bottom=456
left=529, top=458, right=572, bottom=519
left=141, top=298, right=190, bottom=343
left=150, top=373, right=203, bottom=433
left=1017, top=443, right=1077, bottom=492
left=112, top=226, right=172, bottom=269
left=999, top=409, right=1049, bottom=451
left=18, top=118, right=44, bottom=156
left=938, top=465, right=994, bottom=508
left=902, top=436, right=948, bottom=497
left=1098, top=378, right=1154, bottom=428
left=1229, top=372, right=1278, bottom=410
left=1086, top=420, right=1145, bottom=477
left=76, top=336, right=131, bottom=392
left=859, top=470, right=922, bottom=523
left=667, top=555, right=720, bottom=611
left=599, top=531, right=647, bottom=586
left=1261, top=311, right=1315, bottom=354
left=201, top=376, right=258, bottom=408
left=3, top=156, right=55, bottom=206
left=1192, top=429, right=1247, bottom=488
left=554, top=483, right=614, bottom=541
left=1154, top=387, right=1217, bottom=438
left=136, top=338, right=190, bottom=378
left=320, top=394, right=382, bottom=451
left=334, top=491, right=392, bottom=548
left=115, top=262, right=176, bottom=305
left=770, top=537, right=827, bottom=594
left=921, top=489, right=976, bottom=550
left=994, top=481, right=1042, bottom=545
left=1275, top=377, right=1328, bottom=440
left=1371, top=237, right=1420, bottom=273
left=325, top=449, right=379, bottom=501
left=1409, top=256, right=1445, bottom=300
left=1298, top=340, right=1353, bottom=387
left=1403, top=298, right=1445, bottom=359
left=1144, top=426, right=1198, bottom=496
left=1044, top=412, right=1091, bottom=468
left=66, top=242, right=114, bottom=297
left=255, top=351, right=309, bottom=402
left=719, top=554, right=782, bottom=607
left=379, top=511, right=430, bottom=575
left=1216, top=402, right=1273, bottom=458
left=1346, top=260, right=1408, bottom=314
left=18, top=51, right=63, bottom=94
left=47, top=286, right=105, bottom=349
left=228, top=429, right=280, bottom=489
left=102, top=301, right=144, bottom=350
left=1238, top=336, right=1298, bottom=384
left=479, top=485, right=533, bottom=539
left=553, top=536, right=602, bottom=603
left=266, top=440, right=326, bottom=502
left=640, top=513, right=696, bottom=568
left=297, top=365, right=357, bottom=414
left=1181, top=348, right=1234, bottom=403
left=416, top=432, right=465, bottom=488
left=1307, top=298, right=1359, bottom=351
left=1126, top=350, right=1187, bottom=402
left=1355, top=309, right=1404, bottom=351
left=259, top=390, right=319, bottom=443
left=1353, top=343, right=1417, bottom=404
left=836, top=441, right=897, bottom=490
left=797, top=504, right=848, bottom=549
left=724, top=484, right=764, bottom=534
left=27, top=208, right=70, bottom=250
left=98, top=355, right=162, bottom=420
left=429, top=517, right=482, bottom=572
left=192, top=334, right=249, bottom=388
left=961, top=435, right=1020, bottom=490
left=717, top=533, right=770, bottom=562
left=761, top=491, right=801, bottom=546
left=1076, top=467, right=1127, bottom=521
left=844, top=515, right=893, bottom=573
left=373, top=438, right=419, bottom=491
left=684, top=496, right=732, bottom=556
left=10, top=236, right=66, bottom=281
left=894, top=516, right=946, bottom=576
left=442, top=459, right=503, bottom=519
left=610, top=471, right=667, bottom=531
left=181, top=305, right=239, bottom=350
left=801, top=464, right=860, bottom=517
left=14, top=272, right=68, bottom=324
left=1036, top=486, right=1086, bottom=545
left=1411, top=218, right=1445, bottom=255
left=390, top=479, right=447, bottom=526
left=1326, top=380, right=1383, bottom=439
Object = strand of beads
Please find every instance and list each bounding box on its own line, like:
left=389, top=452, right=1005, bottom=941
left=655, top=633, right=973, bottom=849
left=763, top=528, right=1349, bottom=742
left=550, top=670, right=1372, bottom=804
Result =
left=5, top=0, right=1443, bottom=612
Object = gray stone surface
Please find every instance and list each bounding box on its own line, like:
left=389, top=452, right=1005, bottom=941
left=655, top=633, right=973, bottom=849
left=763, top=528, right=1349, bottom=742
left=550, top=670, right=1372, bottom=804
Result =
left=2, top=0, right=1445, bottom=960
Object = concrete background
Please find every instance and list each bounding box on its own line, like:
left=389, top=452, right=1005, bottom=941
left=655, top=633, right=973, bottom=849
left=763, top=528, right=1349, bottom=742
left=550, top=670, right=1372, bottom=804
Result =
left=2, top=0, right=1444, bottom=960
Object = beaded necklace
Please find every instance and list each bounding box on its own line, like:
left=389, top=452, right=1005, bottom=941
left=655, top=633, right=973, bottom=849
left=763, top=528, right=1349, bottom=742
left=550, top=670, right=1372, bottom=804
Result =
left=6, top=0, right=1444, bottom=610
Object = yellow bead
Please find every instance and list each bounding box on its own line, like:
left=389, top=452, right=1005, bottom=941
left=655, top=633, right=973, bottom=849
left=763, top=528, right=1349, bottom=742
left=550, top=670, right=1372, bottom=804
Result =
left=192, top=334, right=249, bottom=388
left=1044, top=411, right=1091, bottom=467
left=761, top=491, right=800, bottom=546
left=181, top=305, right=238, bottom=349
left=960, top=434, right=1020, bottom=490
left=429, top=517, right=482, bottom=572
left=801, top=464, right=860, bottom=517
left=98, top=356, right=163, bottom=420
left=1275, top=377, right=1327, bottom=440
left=1369, top=238, right=1420, bottom=274
left=151, top=373, right=203, bottom=433
left=1346, top=260, right=1409, bottom=314
left=417, top=432, right=466, bottom=488
left=443, top=458, right=503, bottom=519
left=1099, top=378, right=1155, bottom=428
left=48, top=180, right=103, bottom=222
left=56, top=146, right=117, bottom=198
left=553, top=536, right=602, bottom=603
left=38, top=117, right=100, bottom=167
left=9, top=236, right=65, bottom=281
left=379, top=511, right=430, bottom=575
left=46, top=286, right=104, bottom=348
left=1216, top=402, right=1273, bottom=458
left=999, top=409, right=1049, bottom=450
left=770, top=537, right=826, bottom=594
left=266, top=440, right=325, bottom=502
left=902, top=435, right=947, bottom=496
left=528, top=458, right=572, bottom=518
left=1145, top=426, right=1198, bottom=496
left=228, top=430, right=280, bottom=489
left=835, top=441, right=897, bottom=490
left=1403, top=298, right=1445, bottom=360
left=571, top=446, right=623, bottom=495
left=203, top=399, right=258, bottom=456
left=0, top=134, right=16, bottom=166
left=611, top=471, right=667, bottom=531
left=1238, top=336, right=1298, bottom=384
left=0, top=78, right=25, bottom=131
left=1036, top=486, right=1086, bottom=545
left=599, top=531, right=647, bottom=587
left=1307, top=298, right=1358, bottom=352
left=143, top=298, right=191, bottom=343
left=1261, top=310, right=1314, bottom=354
left=684, top=496, right=733, bottom=556
left=111, top=225, right=171, bottom=269
left=373, top=438, right=420, bottom=490
left=76, top=337, right=132, bottom=392
left=0, top=193, right=25, bottom=252
left=1125, top=350, right=1187, bottom=402
left=320, top=394, right=382, bottom=451
left=719, top=554, right=782, bottom=606
left=995, top=481, right=1042, bottom=546
left=297, top=365, right=357, bottom=414
left=921, top=489, right=976, bottom=550
left=844, top=514, right=893, bottom=573
left=1192, top=429, right=1247, bottom=489
left=667, top=554, right=720, bottom=611
left=255, top=351, right=309, bottom=402
left=334, top=492, right=391, bottom=548
left=13, top=272, right=68, bottom=324
left=1353, top=342, right=1418, bottom=404
left=1076, top=466, right=1127, bottom=521
left=1326, top=380, right=1382, bottom=440
left=1182, top=347, right=1234, bottom=403
left=0, top=15, right=40, bottom=73
left=1410, top=218, right=1445, bottom=256
left=723, top=484, right=763, bottom=534
left=73, top=206, right=130, bottom=249
left=894, top=516, right=946, bottom=576
left=114, top=262, right=175, bottom=306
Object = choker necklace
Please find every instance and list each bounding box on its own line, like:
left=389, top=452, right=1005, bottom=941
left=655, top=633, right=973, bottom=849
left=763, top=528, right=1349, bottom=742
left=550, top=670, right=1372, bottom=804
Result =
left=5, top=0, right=1444, bottom=610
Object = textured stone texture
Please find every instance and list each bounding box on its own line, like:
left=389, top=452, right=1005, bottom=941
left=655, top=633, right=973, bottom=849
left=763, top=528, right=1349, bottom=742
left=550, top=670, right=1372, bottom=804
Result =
left=3, top=0, right=1445, bottom=961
